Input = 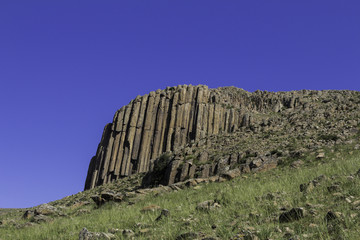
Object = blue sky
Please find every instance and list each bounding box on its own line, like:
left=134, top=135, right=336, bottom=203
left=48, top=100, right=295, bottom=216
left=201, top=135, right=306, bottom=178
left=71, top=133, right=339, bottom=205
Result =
left=1, top=1, right=359, bottom=208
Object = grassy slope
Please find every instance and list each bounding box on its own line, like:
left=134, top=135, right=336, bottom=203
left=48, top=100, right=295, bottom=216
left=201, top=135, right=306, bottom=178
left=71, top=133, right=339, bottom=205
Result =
left=1, top=149, right=360, bottom=240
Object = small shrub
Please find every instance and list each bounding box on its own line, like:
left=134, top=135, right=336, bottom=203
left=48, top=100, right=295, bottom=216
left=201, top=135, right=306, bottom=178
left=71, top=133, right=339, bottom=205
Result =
left=150, top=153, right=173, bottom=185
left=318, top=134, right=339, bottom=141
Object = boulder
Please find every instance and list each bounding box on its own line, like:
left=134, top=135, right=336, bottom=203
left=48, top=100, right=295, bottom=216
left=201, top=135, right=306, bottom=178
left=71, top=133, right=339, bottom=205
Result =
left=122, top=229, right=135, bottom=238
left=279, top=208, right=306, bottom=223
left=155, top=209, right=170, bottom=221
left=221, top=168, right=241, bottom=180
left=196, top=200, right=221, bottom=211
left=34, top=204, right=58, bottom=216
left=91, top=192, right=123, bottom=207
left=300, top=182, right=314, bottom=193
left=240, top=164, right=251, bottom=173
left=91, top=195, right=106, bottom=207
left=291, top=160, right=304, bottom=168
left=316, top=152, right=325, bottom=159
left=79, top=228, right=116, bottom=240
left=249, top=159, right=263, bottom=169
left=327, top=184, right=341, bottom=193
left=325, top=211, right=342, bottom=222
left=23, top=210, right=35, bottom=219
left=31, top=214, right=52, bottom=224
left=100, top=191, right=123, bottom=202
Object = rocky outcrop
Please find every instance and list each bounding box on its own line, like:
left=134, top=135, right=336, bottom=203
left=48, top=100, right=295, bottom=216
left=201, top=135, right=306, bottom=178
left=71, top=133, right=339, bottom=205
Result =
left=85, top=85, right=360, bottom=190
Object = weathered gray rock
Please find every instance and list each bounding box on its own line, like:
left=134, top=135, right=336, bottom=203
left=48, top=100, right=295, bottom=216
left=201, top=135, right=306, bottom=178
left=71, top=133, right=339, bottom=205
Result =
left=291, top=160, right=304, bottom=168
left=122, top=229, right=135, bottom=238
left=155, top=209, right=170, bottom=221
left=221, top=168, right=241, bottom=180
left=200, top=164, right=211, bottom=178
left=91, top=191, right=123, bottom=206
left=31, top=214, right=52, bottom=223
left=327, top=184, right=341, bottom=193
left=325, top=211, right=342, bottom=222
left=0, top=219, right=17, bottom=227
left=199, top=151, right=209, bottom=164
left=79, top=228, right=116, bottom=240
left=324, top=211, right=345, bottom=235
left=249, top=159, right=262, bottom=169
left=91, top=195, right=105, bottom=207
left=300, top=182, right=314, bottom=193
left=79, top=228, right=92, bottom=240
left=34, top=204, right=58, bottom=216
left=196, top=200, right=221, bottom=211
left=23, top=210, right=35, bottom=219
left=100, top=191, right=123, bottom=202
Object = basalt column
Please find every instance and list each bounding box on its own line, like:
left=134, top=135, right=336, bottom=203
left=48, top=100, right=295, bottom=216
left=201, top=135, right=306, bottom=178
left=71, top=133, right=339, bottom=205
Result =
left=85, top=85, right=289, bottom=190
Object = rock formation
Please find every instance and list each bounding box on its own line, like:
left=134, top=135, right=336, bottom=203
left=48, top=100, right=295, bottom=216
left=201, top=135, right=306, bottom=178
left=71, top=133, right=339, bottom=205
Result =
left=85, top=85, right=360, bottom=190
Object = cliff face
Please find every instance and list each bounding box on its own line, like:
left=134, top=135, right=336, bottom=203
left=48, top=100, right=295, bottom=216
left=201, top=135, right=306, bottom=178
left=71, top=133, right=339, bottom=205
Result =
left=84, top=85, right=276, bottom=189
left=85, top=85, right=360, bottom=190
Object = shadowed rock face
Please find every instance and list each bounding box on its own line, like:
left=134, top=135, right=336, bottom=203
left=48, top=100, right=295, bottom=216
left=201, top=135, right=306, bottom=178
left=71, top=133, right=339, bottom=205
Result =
left=85, top=84, right=360, bottom=190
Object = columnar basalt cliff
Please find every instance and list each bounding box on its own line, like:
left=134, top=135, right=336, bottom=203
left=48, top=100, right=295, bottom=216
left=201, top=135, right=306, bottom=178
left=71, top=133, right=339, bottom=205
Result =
left=85, top=85, right=360, bottom=190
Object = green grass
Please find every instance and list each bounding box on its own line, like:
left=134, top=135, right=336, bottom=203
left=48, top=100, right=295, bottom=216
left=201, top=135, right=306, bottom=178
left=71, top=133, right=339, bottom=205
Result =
left=1, top=151, right=360, bottom=239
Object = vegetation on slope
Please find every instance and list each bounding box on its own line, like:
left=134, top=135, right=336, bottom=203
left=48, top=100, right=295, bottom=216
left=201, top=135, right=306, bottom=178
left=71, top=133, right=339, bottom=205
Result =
left=1, top=146, right=360, bottom=240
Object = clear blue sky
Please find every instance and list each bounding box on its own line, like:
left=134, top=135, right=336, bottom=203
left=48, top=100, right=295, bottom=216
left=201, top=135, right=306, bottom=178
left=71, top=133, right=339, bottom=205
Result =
left=1, top=1, right=359, bottom=208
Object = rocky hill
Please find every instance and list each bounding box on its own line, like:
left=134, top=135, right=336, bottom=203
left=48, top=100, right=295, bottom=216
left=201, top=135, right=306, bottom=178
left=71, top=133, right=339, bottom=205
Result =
left=85, top=85, right=360, bottom=190
left=2, top=85, right=360, bottom=240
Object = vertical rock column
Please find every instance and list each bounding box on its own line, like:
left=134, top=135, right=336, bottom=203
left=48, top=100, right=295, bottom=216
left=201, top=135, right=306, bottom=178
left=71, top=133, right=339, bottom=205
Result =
left=173, top=87, right=186, bottom=148
left=158, top=91, right=172, bottom=155
left=165, top=91, right=179, bottom=152
left=137, top=91, right=156, bottom=173
left=121, top=97, right=141, bottom=176
left=113, top=105, right=131, bottom=176
left=107, top=107, right=125, bottom=177
left=186, top=85, right=196, bottom=141
left=130, top=95, right=148, bottom=172
left=86, top=84, right=266, bottom=190
left=151, top=93, right=166, bottom=160
left=86, top=123, right=113, bottom=188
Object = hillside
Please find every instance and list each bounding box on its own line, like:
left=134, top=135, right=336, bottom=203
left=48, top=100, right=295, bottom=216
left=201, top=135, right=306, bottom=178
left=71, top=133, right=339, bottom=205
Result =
left=1, top=85, right=360, bottom=240
left=86, top=85, right=360, bottom=189
left=1, top=148, right=360, bottom=239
